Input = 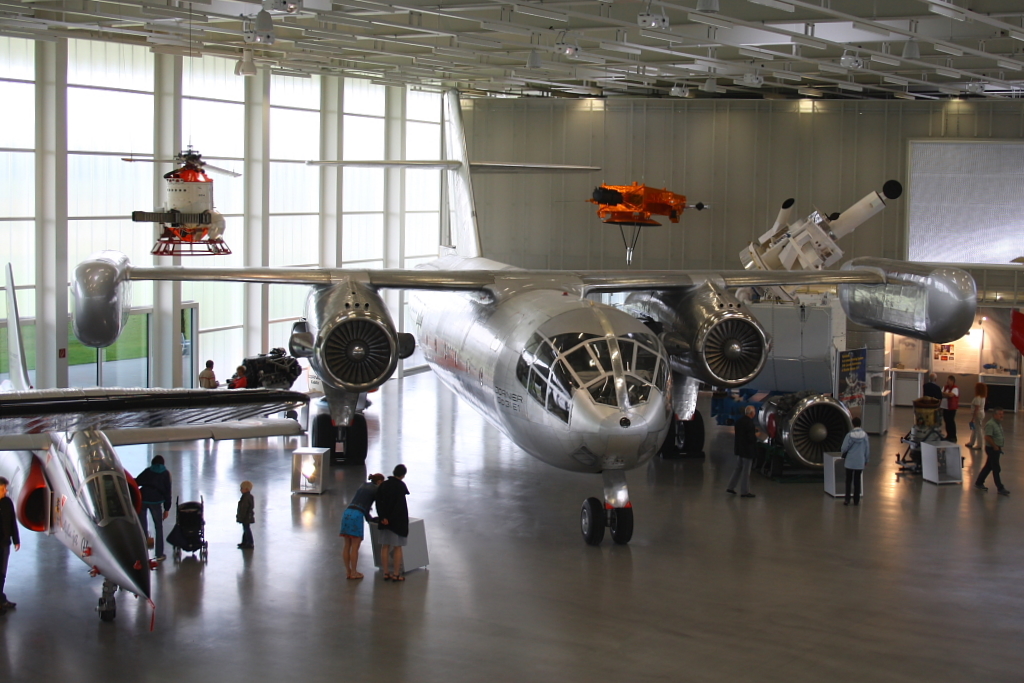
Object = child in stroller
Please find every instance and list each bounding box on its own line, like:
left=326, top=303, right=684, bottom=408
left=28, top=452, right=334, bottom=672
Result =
left=166, top=496, right=208, bottom=561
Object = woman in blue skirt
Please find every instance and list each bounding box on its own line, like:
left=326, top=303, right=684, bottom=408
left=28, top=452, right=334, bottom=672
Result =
left=340, top=473, right=385, bottom=579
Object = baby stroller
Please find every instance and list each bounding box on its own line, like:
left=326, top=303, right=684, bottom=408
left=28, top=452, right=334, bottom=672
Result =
left=166, top=496, right=208, bottom=562
left=897, top=397, right=943, bottom=475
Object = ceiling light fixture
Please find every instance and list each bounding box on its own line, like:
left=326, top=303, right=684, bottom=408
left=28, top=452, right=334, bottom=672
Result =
left=840, top=52, right=863, bottom=69
left=637, top=3, right=669, bottom=30
left=852, top=21, right=890, bottom=37
left=996, top=60, right=1021, bottom=71
left=798, top=87, right=822, bottom=97
left=927, top=0, right=967, bottom=21
left=480, top=21, right=535, bottom=36
left=264, top=0, right=301, bottom=13
left=901, top=39, right=920, bottom=60
left=243, top=10, right=275, bottom=45
left=741, top=72, right=764, bottom=86
left=772, top=70, right=802, bottom=82
left=836, top=81, right=864, bottom=92
left=599, top=41, right=641, bottom=55
left=893, top=91, right=915, bottom=100
left=689, top=13, right=735, bottom=30
left=883, top=75, right=909, bottom=85
left=819, top=62, right=848, bottom=75
left=965, top=81, right=985, bottom=95
left=934, top=66, right=959, bottom=78
left=701, top=76, right=718, bottom=92
left=870, top=53, right=900, bottom=66
left=458, top=35, right=502, bottom=48
left=669, top=84, right=688, bottom=96
left=934, top=43, right=963, bottom=56
left=555, top=41, right=579, bottom=57
left=512, top=4, right=568, bottom=22
left=526, top=49, right=542, bottom=68
left=695, top=0, right=719, bottom=12
left=790, top=35, right=826, bottom=50
left=738, top=47, right=774, bottom=60
left=234, top=48, right=257, bottom=76
left=1010, top=30, right=1024, bottom=42
left=748, top=0, right=794, bottom=11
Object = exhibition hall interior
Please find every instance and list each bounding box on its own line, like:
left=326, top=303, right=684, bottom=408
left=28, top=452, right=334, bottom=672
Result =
left=2, top=0, right=1024, bottom=680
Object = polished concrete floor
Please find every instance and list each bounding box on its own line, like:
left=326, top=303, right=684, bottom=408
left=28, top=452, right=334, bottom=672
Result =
left=3, top=372, right=1023, bottom=682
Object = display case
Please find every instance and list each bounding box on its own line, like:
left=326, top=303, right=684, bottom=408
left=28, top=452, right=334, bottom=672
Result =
left=862, top=391, right=891, bottom=434
left=291, top=447, right=329, bottom=495
left=892, top=370, right=925, bottom=407
left=920, top=441, right=962, bottom=485
left=822, top=453, right=863, bottom=499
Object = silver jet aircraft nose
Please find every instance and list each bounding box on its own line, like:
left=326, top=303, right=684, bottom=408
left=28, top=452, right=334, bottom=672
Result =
left=96, top=518, right=152, bottom=600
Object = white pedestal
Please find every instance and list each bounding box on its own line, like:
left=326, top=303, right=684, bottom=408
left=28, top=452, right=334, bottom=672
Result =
left=863, top=391, right=891, bottom=435
left=824, top=454, right=845, bottom=498
left=369, top=518, right=429, bottom=572
left=291, top=447, right=329, bottom=494
left=893, top=370, right=924, bottom=407
left=921, top=441, right=963, bottom=485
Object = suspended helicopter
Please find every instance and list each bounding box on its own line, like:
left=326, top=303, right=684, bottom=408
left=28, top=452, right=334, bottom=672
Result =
left=590, top=182, right=707, bottom=265
left=122, top=146, right=240, bottom=256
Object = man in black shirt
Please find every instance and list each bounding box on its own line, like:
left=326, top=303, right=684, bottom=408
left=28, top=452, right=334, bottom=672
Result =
left=728, top=405, right=760, bottom=498
left=922, top=372, right=942, bottom=401
left=0, top=477, right=21, bottom=615
left=376, top=465, right=410, bottom=581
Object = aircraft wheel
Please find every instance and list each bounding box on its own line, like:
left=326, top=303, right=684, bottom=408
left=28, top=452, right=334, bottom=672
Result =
left=681, top=410, right=705, bottom=456
left=344, top=414, right=368, bottom=464
left=609, top=507, right=634, bottom=545
left=580, top=497, right=605, bottom=546
left=98, top=598, right=116, bottom=622
left=311, top=412, right=335, bottom=451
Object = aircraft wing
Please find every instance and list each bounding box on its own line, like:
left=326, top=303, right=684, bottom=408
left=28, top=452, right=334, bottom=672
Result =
left=305, top=160, right=600, bottom=173
left=0, top=388, right=308, bottom=438
left=124, top=264, right=888, bottom=292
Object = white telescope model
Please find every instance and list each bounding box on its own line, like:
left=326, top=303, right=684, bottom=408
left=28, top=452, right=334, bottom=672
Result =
left=741, top=180, right=903, bottom=277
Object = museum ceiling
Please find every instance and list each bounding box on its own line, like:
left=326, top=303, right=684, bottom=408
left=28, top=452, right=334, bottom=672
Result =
left=4, top=0, right=1024, bottom=100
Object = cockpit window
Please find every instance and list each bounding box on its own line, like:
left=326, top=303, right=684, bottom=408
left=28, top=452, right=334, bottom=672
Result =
left=517, top=330, right=668, bottom=417
left=79, top=474, right=133, bottom=525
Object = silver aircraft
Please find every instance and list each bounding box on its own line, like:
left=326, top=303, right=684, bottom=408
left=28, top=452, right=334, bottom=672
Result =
left=71, top=90, right=977, bottom=546
left=0, top=268, right=308, bottom=621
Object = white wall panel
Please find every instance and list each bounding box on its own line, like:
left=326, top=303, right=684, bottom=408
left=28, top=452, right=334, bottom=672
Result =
left=464, top=98, right=1024, bottom=272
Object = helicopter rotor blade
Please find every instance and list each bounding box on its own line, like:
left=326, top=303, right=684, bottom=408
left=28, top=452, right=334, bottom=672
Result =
left=202, top=163, right=242, bottom=178
left=121, top=157, right=176, bottom=164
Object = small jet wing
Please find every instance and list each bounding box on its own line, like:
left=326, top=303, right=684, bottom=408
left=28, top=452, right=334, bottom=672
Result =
left=4, top=265, right=31, bottom=391
left=0, top=388, right=308, bottom=436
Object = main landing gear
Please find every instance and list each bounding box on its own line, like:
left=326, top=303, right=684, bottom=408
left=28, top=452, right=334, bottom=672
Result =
left=580, top=471, right=634, bottom=546
left=97, top=580, right=117, bottom=622
left=310, top=400, right=368, bottom=465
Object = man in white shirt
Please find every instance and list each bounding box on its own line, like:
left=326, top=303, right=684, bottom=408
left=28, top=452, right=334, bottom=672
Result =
left=198, top=360, right=219, bottom=388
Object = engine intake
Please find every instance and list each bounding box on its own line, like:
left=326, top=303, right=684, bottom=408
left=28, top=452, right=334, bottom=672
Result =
left=303, top=282, right=401, bottom=393
left=627, top=281, right=769, bottom=387
left=759, top=392, right=852, bottom=468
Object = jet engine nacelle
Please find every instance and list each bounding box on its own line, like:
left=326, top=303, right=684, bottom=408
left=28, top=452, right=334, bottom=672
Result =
left=759, top=392, right=852, bottom=469
left=298, top=282, right=402, bottom=394
left=626, top=281, right=770, bottom=387
left=72, top=251, right=133, bottom=348
left=838, top=257, right=977, bottom=344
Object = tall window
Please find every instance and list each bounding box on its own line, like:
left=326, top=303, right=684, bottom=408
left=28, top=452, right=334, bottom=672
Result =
left=341, top=79, right=386, bottom=271
left=0, top=37, right=36, bottom=385
left=66, top=39, right=155, bottom=387
left=402, top=88, right=443, bottom=370
left=267, top=74, right=321, bottom=350
left=180, top=56, right=246, bottom=377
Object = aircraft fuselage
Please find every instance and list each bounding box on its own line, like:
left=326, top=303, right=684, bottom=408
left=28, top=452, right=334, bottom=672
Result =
left=409, top=256, right=673, bottom=474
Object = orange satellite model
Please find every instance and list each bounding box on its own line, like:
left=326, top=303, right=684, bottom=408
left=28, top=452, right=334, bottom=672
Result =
left=589, top=182, right=706, bottom=263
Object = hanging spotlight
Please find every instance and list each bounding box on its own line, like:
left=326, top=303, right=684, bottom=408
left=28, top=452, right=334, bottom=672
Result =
left=244, top=10, right=275, bottom=45
left=264, top=0, right=301, bottom=12
left=669, top=84, right=688, bottom=97
left=701, top=77, right=718, bottom=93
left=839, top=52, right=864, bottom=69
left=695, top=0, right=719, bottom=11
left=901, top=38, right=920, bottom=60
left=555, top=42, right=579, bottom=57
left=637, top=1, right=669, bottom=29
left=526, top=49, right=542, bottom=69
left=235, top=49, right=257, bottom=76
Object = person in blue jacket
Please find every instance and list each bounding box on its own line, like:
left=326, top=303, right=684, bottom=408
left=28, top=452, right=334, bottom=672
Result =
left=339, top=473, right=385, bottom=580
left=135, top=455, right=172, bottom=561
left=841, top=417, right=870, bottom=506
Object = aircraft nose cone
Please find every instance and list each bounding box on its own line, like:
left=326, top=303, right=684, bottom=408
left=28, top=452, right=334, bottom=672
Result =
left=98, top=519, right=152, bottom=599
left=809, top=423, right=828, bottom=443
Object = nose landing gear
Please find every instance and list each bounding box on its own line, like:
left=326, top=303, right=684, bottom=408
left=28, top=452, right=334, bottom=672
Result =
left=580, top=470, right=634, bottom=545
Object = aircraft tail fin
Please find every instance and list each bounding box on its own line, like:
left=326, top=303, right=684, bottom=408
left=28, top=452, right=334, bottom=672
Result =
left=442, top=90, right=482, bottom=258
left=4, top=264, right=32, bottom=391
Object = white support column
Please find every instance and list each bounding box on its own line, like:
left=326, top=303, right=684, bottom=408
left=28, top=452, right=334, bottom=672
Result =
left=34, top=39, right=68, bottom=389
left=320, top=75, right=342, bottom=267
left=151, top=53, right=183, bottom=388
left=244, top=70, right=270, bottom=356
left=384, top=85, right=406, bottom=376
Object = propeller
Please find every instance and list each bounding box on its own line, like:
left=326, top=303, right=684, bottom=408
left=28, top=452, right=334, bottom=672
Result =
left=121, top=147, right=242, bottom=178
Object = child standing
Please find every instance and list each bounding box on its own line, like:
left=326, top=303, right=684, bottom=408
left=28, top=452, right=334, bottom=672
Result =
left=236, top=481, right=255, bottom=549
